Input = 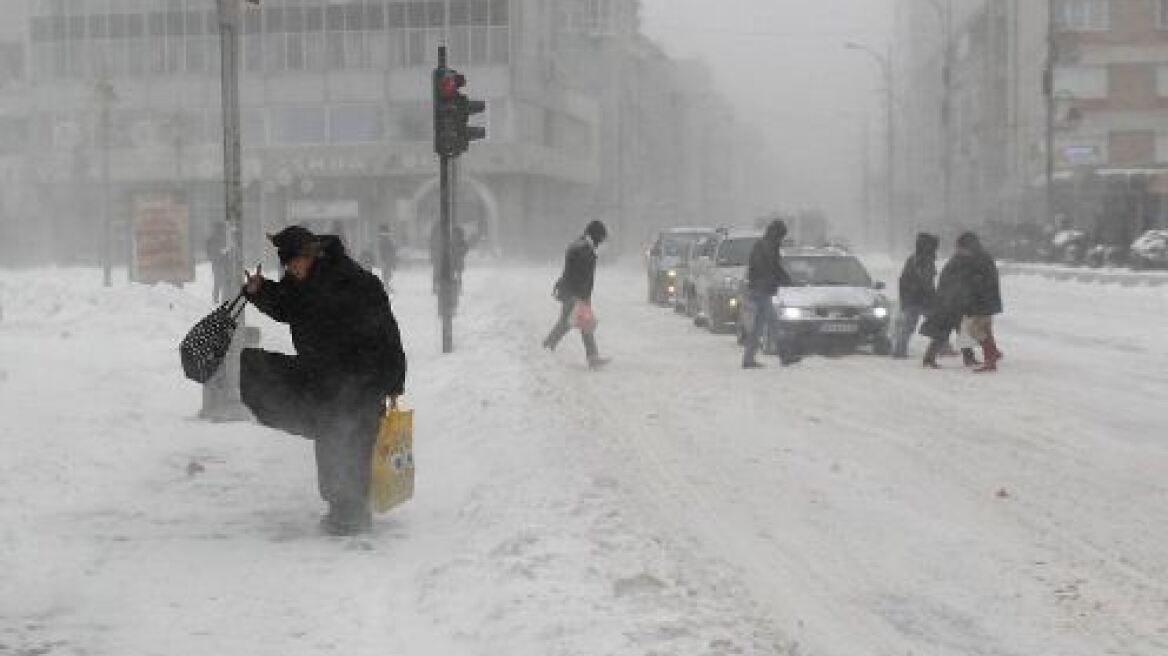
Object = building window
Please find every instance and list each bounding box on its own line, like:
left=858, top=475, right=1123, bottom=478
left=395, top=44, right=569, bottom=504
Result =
left=1054, top=65, right=1108, bottom=99
left=1055, top=0, right=1109, bottom=32
left=329, top=105, right=385, bottom=143
left=273, top=107, right=327, bottom=144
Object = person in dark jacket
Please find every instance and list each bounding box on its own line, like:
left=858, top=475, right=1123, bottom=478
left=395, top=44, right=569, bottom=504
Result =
left=956, top=231, right=1004, bottom=372
left=240, top=226, right=407, bottom=536
left=205, top=222, right=229, bottom=304
left=543, top=220, right=609, bottom=369
left=430, top=221, right=470, bottom=294
left=891, top=232, right=939, bottom=359
left=742, top=220, right=794, bottom=369
left=377, top=225, right=397, bottom=288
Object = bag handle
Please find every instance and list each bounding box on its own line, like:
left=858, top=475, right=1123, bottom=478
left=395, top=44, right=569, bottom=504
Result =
left=221, top=290, right=248, bottom=321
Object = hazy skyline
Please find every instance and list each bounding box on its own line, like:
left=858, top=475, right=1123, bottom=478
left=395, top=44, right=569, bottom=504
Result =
left=640, top=0, right=892, bottom=239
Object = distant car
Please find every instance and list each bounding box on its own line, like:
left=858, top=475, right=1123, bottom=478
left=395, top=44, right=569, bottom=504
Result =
left=1129, top=230, right=1168, bottom=270
left=692, top=230, right=760, bottom=333
left=645, top=228, right=718, bottom=305
left=736, top=248, right=892, bottom=359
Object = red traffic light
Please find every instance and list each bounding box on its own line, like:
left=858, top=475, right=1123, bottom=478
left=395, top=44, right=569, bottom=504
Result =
left=438, top=73, right=466, bottom=100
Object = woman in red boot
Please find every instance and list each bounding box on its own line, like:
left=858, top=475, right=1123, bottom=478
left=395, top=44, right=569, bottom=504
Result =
left=955, top=232, right=1003, bottom=372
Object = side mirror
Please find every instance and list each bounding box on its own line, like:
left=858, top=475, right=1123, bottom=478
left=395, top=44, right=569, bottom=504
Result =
left=873, top=281, right=886, bottom=290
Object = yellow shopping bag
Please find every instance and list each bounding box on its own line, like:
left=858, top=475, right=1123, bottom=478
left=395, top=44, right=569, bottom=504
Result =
left=370, top=400, right=415, bottom=514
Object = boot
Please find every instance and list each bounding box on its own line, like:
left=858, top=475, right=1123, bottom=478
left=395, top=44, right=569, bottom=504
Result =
left=961, top=348, right=981, bottom=367
left=922, top=340, right=942, bottom=369
left=974, top=336, right=1000, bottom=373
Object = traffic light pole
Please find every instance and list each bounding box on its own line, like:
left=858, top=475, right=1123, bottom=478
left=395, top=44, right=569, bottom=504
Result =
left=438, top=46, right=455, bottom=354
left=433, top=45, right=485, bottom=354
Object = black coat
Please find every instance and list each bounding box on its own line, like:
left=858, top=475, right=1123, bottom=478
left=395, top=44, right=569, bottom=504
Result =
left=240, top=236, right=406, bottom=438
left=965, top=250, right=1003, bottom=316
left=746, top=236, right=791, bottom=295
left=554, top=236, right=598, bottom=302
left=920, top=254, right=969, bottom=340
left=898, top=253, right=937, bottom=309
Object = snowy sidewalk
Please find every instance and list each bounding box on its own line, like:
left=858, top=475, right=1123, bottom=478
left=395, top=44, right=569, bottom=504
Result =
left=0, top=267, right=782, bottom=656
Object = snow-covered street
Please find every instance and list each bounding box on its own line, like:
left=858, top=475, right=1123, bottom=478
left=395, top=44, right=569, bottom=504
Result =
left=2, top=261, right=1167, bottom=656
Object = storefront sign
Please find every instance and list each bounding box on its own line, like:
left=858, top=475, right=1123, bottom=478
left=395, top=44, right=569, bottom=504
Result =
left=131, top=191, right=194, bottom=285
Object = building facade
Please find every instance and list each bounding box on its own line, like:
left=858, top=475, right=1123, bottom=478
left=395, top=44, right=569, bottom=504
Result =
left=894, top=0, right=1168, bottom=246
left=0, top=0, right=750, bottom=268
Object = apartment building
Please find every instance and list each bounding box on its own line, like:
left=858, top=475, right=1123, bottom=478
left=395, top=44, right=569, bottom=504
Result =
left=895, top=0, right=1168, bottom=245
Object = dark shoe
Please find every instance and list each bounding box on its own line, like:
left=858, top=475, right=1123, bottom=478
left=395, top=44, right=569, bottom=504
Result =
left=320, top=506, right=373, bottom=537
left=962, top=348, right=981, bottom=367
left=742, top=360, right=765, bottom=369
left=923, top=360, right=941, bottom=369
left=587, top=357, right=611, bottom=370
left=973, top=361, right=998, bottom=373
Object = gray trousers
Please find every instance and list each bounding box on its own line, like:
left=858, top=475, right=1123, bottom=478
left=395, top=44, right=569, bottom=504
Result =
left=545, top=298, right=599, bottom=360
left=313, top=387, right=383, bottom=519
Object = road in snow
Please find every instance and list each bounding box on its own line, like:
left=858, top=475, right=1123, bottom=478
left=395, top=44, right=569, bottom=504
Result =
left=1, top=259, right=1166, bottom=656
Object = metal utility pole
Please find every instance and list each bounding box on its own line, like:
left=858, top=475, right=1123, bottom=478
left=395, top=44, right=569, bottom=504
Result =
left=95, top=77, right=115, bottom=287
left=200, top=0, right=250, bottom=422
left=1045, top=0, right=1058, bottom=228
left=218, top=0, right=244, bottom=291
left=846, top=42, right=896, bottom=255
left=926, top=0, right=954, bottom=232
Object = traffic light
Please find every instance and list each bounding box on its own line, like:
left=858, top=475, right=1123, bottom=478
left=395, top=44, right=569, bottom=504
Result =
left=433, top=66, right=487, bottom=157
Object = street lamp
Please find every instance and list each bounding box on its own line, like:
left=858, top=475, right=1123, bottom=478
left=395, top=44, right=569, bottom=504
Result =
left=845, top=41, right=896, bottom=255
left=94, top=77, right=116, bottom=287
left=923, top=0, right=953, bottom=231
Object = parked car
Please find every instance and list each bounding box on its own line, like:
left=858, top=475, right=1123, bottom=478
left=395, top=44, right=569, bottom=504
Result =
left=645, top=227, right=719, bottom=306
left=1129, top=230, right=1168, bottom=270
left=692, top=230, right=760, bottom=333
left=736, top=248, right=892, bottom=359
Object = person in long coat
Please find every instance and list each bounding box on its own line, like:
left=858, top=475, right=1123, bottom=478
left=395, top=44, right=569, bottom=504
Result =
left=240, top=226, right=407, bottom=536
left=543, top=220, right=609, bottom=369
left=742, top=220, right=794, bottom=368
left=892, top=232, right=939, bottom=359
left=956, top=231, right=1004, bottom=372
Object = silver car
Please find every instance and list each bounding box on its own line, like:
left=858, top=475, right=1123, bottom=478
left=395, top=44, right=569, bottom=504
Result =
left=736, top=248, right=892, bottom=358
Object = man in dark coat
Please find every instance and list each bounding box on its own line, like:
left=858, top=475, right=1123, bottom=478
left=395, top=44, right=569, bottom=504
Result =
left=892, top=232, right=939, bottom=359
left=240, top=226, right=407, bottom=536
left=543, top=220, right=609, bottom=369
left=430, top=221, right=470, bottom=294
left=742, top=220, right=794, bottom=369
left=956, top=231, right=1004, bottom=372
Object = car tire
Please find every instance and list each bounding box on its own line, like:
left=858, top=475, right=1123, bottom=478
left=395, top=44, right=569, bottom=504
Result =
left=706, top=297, right=722, bottom=334
left=872, top=334, right=892, bottom=357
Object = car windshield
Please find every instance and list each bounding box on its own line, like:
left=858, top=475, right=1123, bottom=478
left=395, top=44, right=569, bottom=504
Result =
left=716, top=238, right=758, bottom=266
left=662, top=233, right=710, bottom=257
left=784, top=256, right=872, bottom=287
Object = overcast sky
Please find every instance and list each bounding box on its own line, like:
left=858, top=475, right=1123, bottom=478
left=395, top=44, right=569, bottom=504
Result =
left=640, top=0, right=892, bottom=238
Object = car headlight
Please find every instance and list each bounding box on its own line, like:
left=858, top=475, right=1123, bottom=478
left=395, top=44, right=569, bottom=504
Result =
left=729, top=297, right=739, bottom=308
left=781, top=306, right=807, bottom=320
left=667, top=270, right=678, bottom=278
left=871, top=306, right=889, bottom=319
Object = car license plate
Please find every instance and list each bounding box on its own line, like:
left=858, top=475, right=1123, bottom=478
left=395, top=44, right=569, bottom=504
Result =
left=820, top=323, right=859, bottom=334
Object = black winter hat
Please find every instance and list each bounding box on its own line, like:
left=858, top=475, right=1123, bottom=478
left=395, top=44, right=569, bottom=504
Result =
left=269, top=225, right=318, bottom=265
left=956, top=231, right=981, bottom=251
left=916, top=232, right=940, bottom=254
left=765, top=220, right=788, bottom=241
left=585, top=220, right=608, bottom=244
